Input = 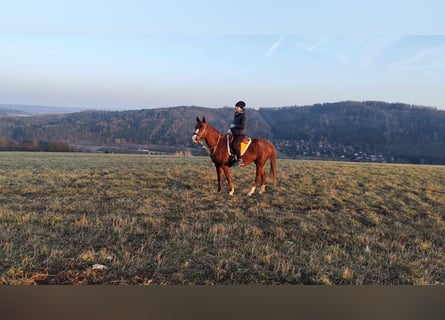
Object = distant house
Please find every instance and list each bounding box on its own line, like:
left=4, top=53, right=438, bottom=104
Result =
left=175, top=151, right=192, bottom=156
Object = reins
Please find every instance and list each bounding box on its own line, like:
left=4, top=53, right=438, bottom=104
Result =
left=198, top=133, right=222, bottom=156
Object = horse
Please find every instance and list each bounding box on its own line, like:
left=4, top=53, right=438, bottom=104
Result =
left=192, top=116, right=277, bottom=196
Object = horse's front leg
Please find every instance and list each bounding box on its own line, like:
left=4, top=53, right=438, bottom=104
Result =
left=215, top=165, right=223, bottom=192
left=222, top=166, right=235, bottom=196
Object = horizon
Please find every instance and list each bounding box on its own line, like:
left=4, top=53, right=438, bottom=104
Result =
left=2, top=99, right=442, bottom=114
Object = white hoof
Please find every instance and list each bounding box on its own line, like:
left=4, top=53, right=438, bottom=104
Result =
left=229, top=189, right=234, bottom=196
left=259, top=185, right=266, bottom=194
left=247, top=187, right=256, bottom=197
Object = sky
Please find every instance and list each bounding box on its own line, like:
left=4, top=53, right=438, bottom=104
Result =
left=1, top=1, right=445, bottom=110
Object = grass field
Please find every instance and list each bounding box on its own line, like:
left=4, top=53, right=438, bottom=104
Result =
left=0, top=152, right=443, bottom=285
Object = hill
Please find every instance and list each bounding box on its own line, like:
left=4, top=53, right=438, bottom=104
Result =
left=0, top=101, right=444, bottom=164
left=0, top=104, right=87, bottom=115
left=259, top=101, right=445, bottom=164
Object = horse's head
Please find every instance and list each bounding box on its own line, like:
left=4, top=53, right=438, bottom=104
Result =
left=192, top=116, right=208, bottom=143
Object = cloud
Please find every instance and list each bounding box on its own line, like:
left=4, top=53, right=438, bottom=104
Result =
left=266, top=36, right=285, bottom=58
left=387, top=42, right=445, bottom=71
left=295, top=37, right=328, bottom=53
left=293, top=36, right=400, bottom=67
left=355, top=36, right=401, bottom=66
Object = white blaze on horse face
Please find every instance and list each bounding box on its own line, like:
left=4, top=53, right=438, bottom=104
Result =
left=192, top=129, right=199, bottom=143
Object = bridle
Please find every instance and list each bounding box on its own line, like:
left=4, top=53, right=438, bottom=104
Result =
left=194, top=125, right=207, bottom=141
left=193, top=124, right=222, bottom=156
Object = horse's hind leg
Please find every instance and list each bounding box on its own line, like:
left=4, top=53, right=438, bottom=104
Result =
left=259, top=168, right=267, bottom=194
left=248, top=165, right=265, bottom=196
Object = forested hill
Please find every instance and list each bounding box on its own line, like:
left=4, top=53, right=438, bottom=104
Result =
left=1, top=101, right=444, bottom=164
left=259, top=101, right=445, bottom=164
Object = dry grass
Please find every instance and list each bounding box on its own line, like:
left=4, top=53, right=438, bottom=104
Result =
left=0, top=152, right=444, bottom=285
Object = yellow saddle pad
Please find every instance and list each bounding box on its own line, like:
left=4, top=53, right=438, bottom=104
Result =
left=240, top=138, right=252, bottom=156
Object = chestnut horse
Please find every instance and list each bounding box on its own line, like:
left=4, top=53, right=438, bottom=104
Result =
left=192, top=117, right=277, bottom=196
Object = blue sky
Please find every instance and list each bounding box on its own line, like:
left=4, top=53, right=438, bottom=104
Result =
left=1, top=1, right=445, bottom=110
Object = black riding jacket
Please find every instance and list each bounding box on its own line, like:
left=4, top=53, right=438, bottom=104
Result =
left=231, top=110, right=247, bottom=136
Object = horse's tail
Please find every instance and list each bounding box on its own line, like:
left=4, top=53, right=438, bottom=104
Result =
left=270, top=144, right=277, bottom=186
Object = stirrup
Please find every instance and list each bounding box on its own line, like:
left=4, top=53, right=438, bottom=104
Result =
left=228, top=155, right=237, bottom=167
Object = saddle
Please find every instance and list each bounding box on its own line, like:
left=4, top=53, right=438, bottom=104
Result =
left=227, top=135, right=252, bottom=157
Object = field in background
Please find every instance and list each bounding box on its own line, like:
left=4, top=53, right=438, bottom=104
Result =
left=0, top=152, right=443, bottom=284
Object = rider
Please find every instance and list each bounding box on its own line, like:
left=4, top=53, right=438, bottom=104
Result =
left=229, top=100, right=247, bottom=166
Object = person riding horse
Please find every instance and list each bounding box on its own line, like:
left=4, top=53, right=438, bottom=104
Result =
left=228, top=101, right=247, bottom=166
left=193, top=116, right=276, bottom=196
